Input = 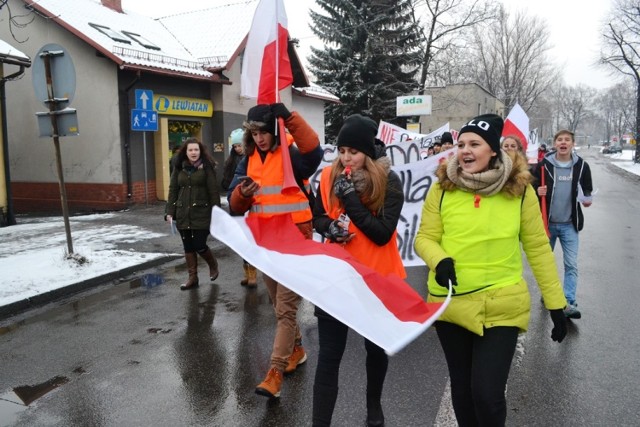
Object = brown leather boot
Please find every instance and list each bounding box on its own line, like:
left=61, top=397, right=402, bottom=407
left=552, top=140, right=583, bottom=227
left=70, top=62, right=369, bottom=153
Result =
left=180, top=252, right=199, bottom=290
left=245, top=264, right=258, bottom=288
left=198, top=248, right=219, bottom=281
left=241, top=261, right=250, bottom=286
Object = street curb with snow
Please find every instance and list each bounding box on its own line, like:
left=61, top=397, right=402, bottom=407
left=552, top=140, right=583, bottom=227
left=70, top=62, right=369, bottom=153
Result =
left=0, top=254, right=181, bottom=321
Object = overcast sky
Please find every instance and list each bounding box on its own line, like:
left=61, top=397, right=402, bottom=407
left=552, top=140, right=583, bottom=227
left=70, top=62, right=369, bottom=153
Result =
left=121, top=0, right=616, bottom=89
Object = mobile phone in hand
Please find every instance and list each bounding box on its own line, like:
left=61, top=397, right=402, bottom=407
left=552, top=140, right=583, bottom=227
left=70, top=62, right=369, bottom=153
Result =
left=238, top=176, right=254, bottom=186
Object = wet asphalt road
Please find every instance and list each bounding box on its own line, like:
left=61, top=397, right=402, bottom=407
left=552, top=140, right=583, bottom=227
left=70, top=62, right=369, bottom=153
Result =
left=1, top=148, right=639, bottom=426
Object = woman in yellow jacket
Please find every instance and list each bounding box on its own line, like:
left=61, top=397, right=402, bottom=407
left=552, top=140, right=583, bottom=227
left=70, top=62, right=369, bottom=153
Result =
left=414, top=114, right=567, bottom=427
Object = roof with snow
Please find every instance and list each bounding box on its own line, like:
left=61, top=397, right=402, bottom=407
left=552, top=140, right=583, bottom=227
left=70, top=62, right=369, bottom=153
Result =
left=24, top=0, right=216, bottom=79
left=0, top=39, right=31, bottom=66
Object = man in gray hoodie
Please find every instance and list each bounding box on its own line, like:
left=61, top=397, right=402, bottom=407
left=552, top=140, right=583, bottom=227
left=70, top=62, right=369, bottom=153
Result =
left=533, top=129, right=593, bottom=319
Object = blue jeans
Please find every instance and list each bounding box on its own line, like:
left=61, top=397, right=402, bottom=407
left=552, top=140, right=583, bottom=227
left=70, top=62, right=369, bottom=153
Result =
left=548, top=222, right=579, bottom=305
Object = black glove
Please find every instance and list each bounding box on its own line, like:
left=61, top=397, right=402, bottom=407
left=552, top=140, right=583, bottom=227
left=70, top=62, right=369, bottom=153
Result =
left=549, top=309, right=567, bottom=343
left=324, top=220, right=350, bottom=243
left=333, top=174, right=355, bottom=198
left=434, top=258, right=458, bottom=294
left=270, top=103, right=292, bottom=120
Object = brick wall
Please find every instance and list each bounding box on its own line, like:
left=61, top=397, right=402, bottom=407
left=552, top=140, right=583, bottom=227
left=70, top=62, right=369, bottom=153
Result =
left=12, top=181, right=158, bottom=213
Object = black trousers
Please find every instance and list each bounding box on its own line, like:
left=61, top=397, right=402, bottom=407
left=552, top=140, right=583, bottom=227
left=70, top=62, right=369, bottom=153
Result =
left=178, top=229, right=210, bottom=253
left=435, top=321, right=519, bottom=427
left=312, top=307, right=388, bottom=427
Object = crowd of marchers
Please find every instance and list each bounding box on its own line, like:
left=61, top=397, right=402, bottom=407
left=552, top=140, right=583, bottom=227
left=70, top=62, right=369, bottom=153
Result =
left=163, top=104, right=593, bottom=427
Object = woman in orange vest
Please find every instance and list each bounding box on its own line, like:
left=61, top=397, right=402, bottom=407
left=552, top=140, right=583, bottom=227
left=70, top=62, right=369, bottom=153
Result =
left=228, top=103, right=322, bottom=400
left=311, top=114, right=405, bottom=427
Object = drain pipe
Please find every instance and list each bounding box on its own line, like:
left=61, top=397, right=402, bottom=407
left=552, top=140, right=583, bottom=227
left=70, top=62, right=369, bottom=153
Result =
left=121, top=70, right=141, bottom=199
left=1, top=65, right=28, bottom=226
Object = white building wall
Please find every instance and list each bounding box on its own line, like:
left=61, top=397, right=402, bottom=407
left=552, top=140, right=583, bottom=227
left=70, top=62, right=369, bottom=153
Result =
left=1, top=0, right=122, bottom=184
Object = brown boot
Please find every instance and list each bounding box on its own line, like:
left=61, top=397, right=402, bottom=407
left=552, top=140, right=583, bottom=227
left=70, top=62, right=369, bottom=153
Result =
left=198, top=248, right=219, bottom=281
left=245, top=264, right=258, bottom=288
left=180, top=252, right=199, bottom=290
left=240, top=261, right=250, bottom=286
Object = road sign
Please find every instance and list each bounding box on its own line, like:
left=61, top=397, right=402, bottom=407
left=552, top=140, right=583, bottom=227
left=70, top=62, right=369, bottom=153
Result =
left=135, top=89, right=154, bottom=110
left=131, top=109, right=158, bottom=131
left=32, top=43, right=76, bottom=109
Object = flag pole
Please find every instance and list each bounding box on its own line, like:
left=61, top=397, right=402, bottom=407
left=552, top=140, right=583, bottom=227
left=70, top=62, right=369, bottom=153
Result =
left=540, top=165, right=550, bottom=237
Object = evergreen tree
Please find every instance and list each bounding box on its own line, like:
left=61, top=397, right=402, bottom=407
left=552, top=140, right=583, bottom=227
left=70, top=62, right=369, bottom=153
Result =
left=308, top=0, right=422, bottom=142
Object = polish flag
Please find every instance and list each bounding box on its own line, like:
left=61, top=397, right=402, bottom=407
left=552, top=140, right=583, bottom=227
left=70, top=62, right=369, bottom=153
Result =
left=502, top=103, right=529, bottom=153
left=210, top=207, right=450, bottom=355
left=240, top=0, right=293, bottom=103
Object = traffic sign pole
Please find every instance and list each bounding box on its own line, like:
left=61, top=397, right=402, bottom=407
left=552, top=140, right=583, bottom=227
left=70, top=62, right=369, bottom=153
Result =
left=131, top=90, right=157, bottom=206
left=143, top=132, right=148, bottom=205
left=43, top=50, right=74, bottom=255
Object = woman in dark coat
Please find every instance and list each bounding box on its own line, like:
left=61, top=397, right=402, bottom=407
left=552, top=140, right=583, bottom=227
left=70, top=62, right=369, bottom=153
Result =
left=166, top=138, right=221, bottom=290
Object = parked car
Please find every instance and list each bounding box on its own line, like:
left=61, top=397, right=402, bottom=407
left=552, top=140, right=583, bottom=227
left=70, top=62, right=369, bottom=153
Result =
left=603, top=145, right=622, bottom=154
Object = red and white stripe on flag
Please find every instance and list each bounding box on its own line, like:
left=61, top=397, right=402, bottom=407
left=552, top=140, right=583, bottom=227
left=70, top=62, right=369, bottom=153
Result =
left=502, top=103, right=529, bottom=153
left=240, top=0, right=293, bottom=103
left=210, top=207, right=449, bottom=355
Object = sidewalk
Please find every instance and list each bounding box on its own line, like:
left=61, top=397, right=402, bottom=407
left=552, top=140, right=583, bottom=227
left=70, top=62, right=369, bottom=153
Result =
left=0, top=200, right=228, bottom=320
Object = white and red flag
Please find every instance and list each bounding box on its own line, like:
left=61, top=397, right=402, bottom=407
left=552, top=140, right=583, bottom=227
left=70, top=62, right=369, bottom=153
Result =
left=502, top=103, right=529, bottom=153
left=240, top=0, right=293, bottom=103
left=210, top=207, right=450, bottom=355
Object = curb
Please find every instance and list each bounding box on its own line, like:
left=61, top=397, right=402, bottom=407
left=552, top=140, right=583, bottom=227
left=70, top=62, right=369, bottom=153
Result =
left=0, top=254, right=181, bottom=322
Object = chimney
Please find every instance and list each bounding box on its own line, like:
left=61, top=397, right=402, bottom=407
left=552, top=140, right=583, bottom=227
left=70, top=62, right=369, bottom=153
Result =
left=101, top=0, right=123, bottom=13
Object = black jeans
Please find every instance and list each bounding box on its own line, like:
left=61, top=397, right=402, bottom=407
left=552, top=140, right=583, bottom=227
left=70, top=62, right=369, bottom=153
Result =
left=178, top=229, right=210, bottom=253
left=312, top=307, right=388, bottom=427
left=435, top=321, right=519, bottom=427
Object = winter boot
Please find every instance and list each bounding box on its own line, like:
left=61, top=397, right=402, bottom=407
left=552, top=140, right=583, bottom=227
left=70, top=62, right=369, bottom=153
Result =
left=255, top=367, right=283, bottom=398
left=198, top=247, right=219, bottom=281
left=245, top=264, right=258, bottom=288
left=240, top=261, right=250, bottom=286
left=366, top=394, right=385, bottom=427
left=284, top=343, right=307, bottom=375
left=180, top=252, right=199, bottom=290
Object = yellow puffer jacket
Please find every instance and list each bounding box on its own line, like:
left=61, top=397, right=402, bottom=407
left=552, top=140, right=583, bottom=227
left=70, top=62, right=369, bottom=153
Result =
left=414, top=154, right=566, bottom=336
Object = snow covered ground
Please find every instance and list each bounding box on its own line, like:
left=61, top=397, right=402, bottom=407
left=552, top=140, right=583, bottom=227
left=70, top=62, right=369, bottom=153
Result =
left=0, top=212, right=178, bottom=308
left=0, top=151, right=637, bottom=311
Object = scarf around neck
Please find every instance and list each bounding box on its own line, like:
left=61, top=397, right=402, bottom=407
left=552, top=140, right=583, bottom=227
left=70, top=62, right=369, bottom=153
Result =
left=446, top=152, right=513, bottom=196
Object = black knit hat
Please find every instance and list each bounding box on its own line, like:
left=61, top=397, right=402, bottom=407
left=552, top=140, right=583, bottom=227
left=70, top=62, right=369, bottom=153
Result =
left=441, top=131, right=453, bottom=144
left=244, top=104, right=275, bottom=134
left=458, top=114, right=504, bottom=153
left=336, top=114, right=378, bottom=158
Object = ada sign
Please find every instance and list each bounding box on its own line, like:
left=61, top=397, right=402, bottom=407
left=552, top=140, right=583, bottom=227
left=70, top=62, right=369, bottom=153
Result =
left=131, top=109, right=158, bottom=131
left=396, top=95, right=432, bottom=117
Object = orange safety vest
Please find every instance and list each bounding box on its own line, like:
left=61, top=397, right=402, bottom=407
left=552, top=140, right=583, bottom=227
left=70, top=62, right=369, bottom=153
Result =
left=247, top=139, right=312, bottom=224
left=320, top=167, right=406, bottom=278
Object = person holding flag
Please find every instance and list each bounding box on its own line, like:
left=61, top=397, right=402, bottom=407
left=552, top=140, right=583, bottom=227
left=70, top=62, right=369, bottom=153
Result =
left=532, top=129, right=593, bottom=319
left=228, top=103, right=322, bottom=399
left=311, top=114, right=405, bottom=427
left=414, top=114, right=567, bottom=426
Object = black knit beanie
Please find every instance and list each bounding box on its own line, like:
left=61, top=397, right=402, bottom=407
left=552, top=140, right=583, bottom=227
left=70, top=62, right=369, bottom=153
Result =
left=336, top=114, right=377, bottom=158
left=458, top=114, right=504, bottom=153
left=245, top=104, right=275, bottom=135
left=441, top=131, right=453, bottom=144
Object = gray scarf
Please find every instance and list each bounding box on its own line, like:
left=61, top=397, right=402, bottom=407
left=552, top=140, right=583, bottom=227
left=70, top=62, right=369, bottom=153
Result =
left=446, top=152, right=512, bottom=196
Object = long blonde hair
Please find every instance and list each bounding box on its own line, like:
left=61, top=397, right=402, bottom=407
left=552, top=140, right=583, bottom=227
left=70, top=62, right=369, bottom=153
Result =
left=327, top=156, right=390, bottom=213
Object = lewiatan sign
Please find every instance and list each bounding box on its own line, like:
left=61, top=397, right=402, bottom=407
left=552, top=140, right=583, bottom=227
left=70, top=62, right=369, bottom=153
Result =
left=154, top=94, right=213, bottom=117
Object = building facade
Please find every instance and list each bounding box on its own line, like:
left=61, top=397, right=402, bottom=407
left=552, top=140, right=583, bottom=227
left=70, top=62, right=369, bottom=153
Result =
left=0, top=0, right=337, bottom=214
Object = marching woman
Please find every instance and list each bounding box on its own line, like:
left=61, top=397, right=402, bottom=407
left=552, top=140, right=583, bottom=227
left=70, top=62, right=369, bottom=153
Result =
left=166, top=138, right=221, bottom=290
left=312, top=114, right=405, bottom=427
left=222, top=128, right=258, bottom=288
left=414, top=114, right=568, bottom=426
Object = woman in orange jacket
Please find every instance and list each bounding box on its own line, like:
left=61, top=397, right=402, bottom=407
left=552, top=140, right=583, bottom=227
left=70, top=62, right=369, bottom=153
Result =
left=312, top=114, right=405, bottom=427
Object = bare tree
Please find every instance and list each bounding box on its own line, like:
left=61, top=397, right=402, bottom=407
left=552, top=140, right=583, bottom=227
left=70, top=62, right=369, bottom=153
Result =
left=553, top=84, right=597, bottom=133
left=468, top=6, right=560, bottom=112
left=410, top=0, right=497, bottom=94
left=600, top=0, right=640, bottom=161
